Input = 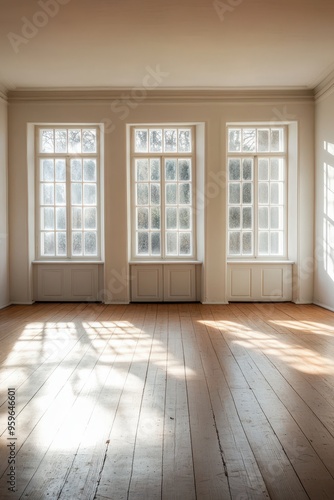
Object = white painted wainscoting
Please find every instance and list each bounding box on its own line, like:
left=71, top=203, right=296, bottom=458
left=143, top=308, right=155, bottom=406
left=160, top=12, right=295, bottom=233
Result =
left=130, top=263, right=202, bottom=302
left=33, top=263, right=104, bottom=302
left=227, top=262, right=293, bottom=302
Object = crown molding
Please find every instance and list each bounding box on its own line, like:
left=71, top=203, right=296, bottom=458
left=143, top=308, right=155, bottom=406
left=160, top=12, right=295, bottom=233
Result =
left=0, top=85, right=8, bottom=103
left=314, top=68, right=334, bottom=102
left=7, top=87, right=314, bottom=104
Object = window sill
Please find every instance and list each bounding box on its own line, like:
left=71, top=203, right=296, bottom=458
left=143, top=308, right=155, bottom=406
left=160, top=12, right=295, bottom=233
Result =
left=227, top=260, right=294, bottom=264
left=129, top=260, right=202, bottom=265
left=32, top=260, right=104, bottom=264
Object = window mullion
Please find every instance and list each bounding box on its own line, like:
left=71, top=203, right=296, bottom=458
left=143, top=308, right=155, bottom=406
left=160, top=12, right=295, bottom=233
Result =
left=66, top=156, right=71, bottom=258
left=254, top=155, right=259, bottom=258
left=161, top=156, right=166, bottom=259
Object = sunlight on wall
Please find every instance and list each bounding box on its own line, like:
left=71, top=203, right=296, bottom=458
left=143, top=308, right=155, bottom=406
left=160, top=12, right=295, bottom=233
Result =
left=323, top=142, right=334, bottom=281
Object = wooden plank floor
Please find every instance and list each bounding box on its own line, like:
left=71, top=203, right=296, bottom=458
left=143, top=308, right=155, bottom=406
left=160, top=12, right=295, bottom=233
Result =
left=0, top=302, right=334, bottom=499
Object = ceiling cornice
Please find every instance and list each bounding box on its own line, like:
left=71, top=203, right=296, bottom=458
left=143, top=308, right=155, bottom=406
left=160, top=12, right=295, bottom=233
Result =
left=0, top=85, right=8, bottom=103
left=314, top=69, right=334, bottom=102
left=7, top=88, right=314, bottom=104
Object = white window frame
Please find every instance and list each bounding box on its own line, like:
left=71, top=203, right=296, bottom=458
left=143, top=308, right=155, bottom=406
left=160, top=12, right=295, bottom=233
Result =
left=35, top=125, right=101, bottom=261
left=227, top=124, right=288, bottom=260
left=130, top=125, right=196, bottom=261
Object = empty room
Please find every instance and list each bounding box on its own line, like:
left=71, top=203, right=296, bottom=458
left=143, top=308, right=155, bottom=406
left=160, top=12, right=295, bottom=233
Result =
left=1, top=0, right=334, bottom=498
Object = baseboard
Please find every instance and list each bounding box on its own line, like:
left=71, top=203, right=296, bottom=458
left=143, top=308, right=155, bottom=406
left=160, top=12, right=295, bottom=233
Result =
left=0, top=302, right=12, bottom=310
left=201, top=301, right=229, bottom=305
left=11, top=301, right=35, bottom=305
left=312, top=301, right=334, bottom=313
left=104, top=301, right=130, bottom=305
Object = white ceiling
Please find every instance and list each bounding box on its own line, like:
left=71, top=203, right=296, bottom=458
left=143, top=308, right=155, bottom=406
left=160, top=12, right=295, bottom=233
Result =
left=1, top=0, right=334, bottom=91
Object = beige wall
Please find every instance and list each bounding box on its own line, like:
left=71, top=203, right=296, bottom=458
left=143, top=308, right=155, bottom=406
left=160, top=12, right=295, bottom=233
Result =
left=314, top=90, right=334, bottom=311
left=0, top=98, right=9, bottom=308
left=8, top=95, right=315, bottom=304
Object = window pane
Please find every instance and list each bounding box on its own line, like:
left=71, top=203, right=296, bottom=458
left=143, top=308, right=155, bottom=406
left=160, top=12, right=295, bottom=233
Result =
left=258, top=159, right=269, bottom=180
left=150, top=159, right=160, bottom=181
left=228, top=129, right=241, bottom=152
left=84, top=207, right=97, bottom=229
left=42, top=184, right=54, bottom=205
left=259, top=183, right=269, bottom=204
left=40, top=129, right=54, bottom=153
left=242, top=183, right=252, bottom=204
left=43, top=232, right=55, bottom=255
left=270, top=183, right=280, bottom=204
left=165, top=159, right=177, bottom=180
left=166, top=233, right=177, bottom=255
left=72, top=208, right=82, bottom=229
left=179, top=233, right=191, bottom=254
left=83, top=160, right=97, bottom=182
left=257, top=129, right=269, bottom=152
left=149, top=129, right=162, bottom=152
left=229, top=183, right=240, bottom=204
left=55, top=129, right=67, bottom=153
left=151, top=208, right=160, bottom=229
left=71, top=159, right=82, bottom=181
left=179, top=184, right=191, bottom=204
left=83, top=184, right=97, bottom=205
left=41, top=159, right=54, bottom=181
left=55, top=160, right=66, bottom=181
left=229, top=207, right=241, bottom=229
left=72, top=232, right=82, bottom=255
left=179, top=208, right=191, bottom=230
left=271, top=128, right=284, bottom=152
left=242, top=129, right=256, bottom=152
left=259, top=207, right=269, bottom=229
left=137, top=184, right=149, bottom=205
left=82, top=129, right=97, bottom=153
left=166, top=207, right=177, bottom=229
left=137, top=207, right=149, bottom=229
left=151, top=233, right=161, bottom=255
left=271, top=207, right=282, bottom=229
left=56, top=232, right=67, bottom=256
left=229, top=159, right=241, bottom=180
left=42, top=208, right=54, bottom=230
left=56, top=184, right=66, bottom=205
left=84, top=232, right=97, bottom=255
left=242, top=159, right=253, bottom=180
left=136, top=159, right=149, bottom=181
left=71, top=184, right=82, bottom=205
left=229, top=232, right=240, bottom=255
left=166, top=184, right=177, bottom=204
left=259, top=232, right=269, bottom=255
left=271, top=232, right=283, bottom=254
left=242, top=207, right=252, bottom=229
left=270, top=158, right=284, bottom=181
left=164, top=129, right=177, bottom=152
left=179, top=159, right=191, bottom=181
left=137, top=232, right=149, bottom=254
left=56, top=207, right=66, bottom=230
left=178, top=129, right=191, bottom=152
left=68, top=129, right=81, bottom=153
left=135, top=129, right=148, bottom=152
left=242, top=232, right=252, bottom=254
left=150, top=184, right=160, bottom=205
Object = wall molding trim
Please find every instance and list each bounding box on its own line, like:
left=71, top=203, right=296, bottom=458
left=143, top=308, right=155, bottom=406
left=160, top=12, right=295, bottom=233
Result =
left=314, top=68, right=334, bottom=101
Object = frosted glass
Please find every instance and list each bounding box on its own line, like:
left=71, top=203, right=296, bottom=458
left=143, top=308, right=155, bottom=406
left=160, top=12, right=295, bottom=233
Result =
left=164, top=129, right=177, bottom=152
left=43, top=232, right=55, bottom=255
left=179, top=208, right=191, bottom=230
left=72, top=232, right=82, bottom=255
left=228, top=129, right=241, bottom=152
left=258, top=159, right=269, bottom=180
left=179, top=233, right=191, bottom=254
left=71, top=159, right=82, bottom=181
left=229, top=159, right=241, bottom=180
left=179, top=159, right=191, bottom=181
left=149, top=129, right=162, bottom=152
left=41, top=160, right=54, bottom=181
left=242, top=129, right=256, bottom=152
left=166, top=207, right=177, bottom=229
left=229, top=183, right=240, bottom=204
left=136, top=159, right=149, bottom=181
left=229, top=207, right=241, bottom=229
left=55, top=160, right=66, bottom=181
left=166, top=233, right=177, bottom=255
left=166, top=184, right=177, bottom=204
left=42, top=184, right=54, bottom=205
left=258, top=129, right=269, bottom=152
left=137, top=207, right=149, bottom=229
left=259, top=207, right=269, bottom=229
left=151, top=207, right=160, bottom=229
left=135, top=129, right=148, bottom=152
left=165, top=160, right=177, bottom=180
left=242, top=232, right=252, bottom=254
left=242, top=207, right=252, bottom=229
left=82, top=129, right=97, bottom=153
left=56, top=207, right=66, bottom=230
left=56, top=184, right=66, bottom=205
left=55, top=129, right=67, bottom=153
left=242, top=159, right=253, bottom=180
left=71, top=184, right=82, bottom=205
left=178, top=129, right=191, bottom=152
left=150, top=159, right=160, bottom=181
left=137, top=232, right=149, bottom=254
left=84, top=207, right=97, bottom=230
left=84, top=232, right=97, bottom=255
left=179, top=184, right=191, bottom=204
left=259, top=232, right=269, bottom=255
left=137, top=184, right=149, bottom=205
left=83, top=160, right=97, bottom=182
left=56, top=232, right=66, bottom=256
left=150, top=184, right=160, bottom=205
left=42, top=208, right=54, bottom=230
left=229, top=232, right=240, bottom=255
left=72, top=208, right=82, bottom=229
left=151, top=233, right=161, bottom=255
left=258, top=183, right=269, bottom=204
left=68, top=129, right=81, bottom=153
left=242, top=183, right=252, bottom=204
left=41, top=129, right=54, bottom=153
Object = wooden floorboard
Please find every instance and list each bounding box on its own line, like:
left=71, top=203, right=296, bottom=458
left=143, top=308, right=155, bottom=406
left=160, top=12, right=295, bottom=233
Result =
left=1, top=302, right=334, bottom=499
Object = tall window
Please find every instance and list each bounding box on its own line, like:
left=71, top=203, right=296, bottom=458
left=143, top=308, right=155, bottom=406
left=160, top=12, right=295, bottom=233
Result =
left=36, top=126, right=100, bottom=259
left=227, top=125, right=287, bottom=258
left=131, top=126, right=195, bottom=259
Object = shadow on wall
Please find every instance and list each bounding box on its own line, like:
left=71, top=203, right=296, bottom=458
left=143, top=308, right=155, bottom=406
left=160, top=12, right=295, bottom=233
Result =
left=323, top=141, right=334, bottom=282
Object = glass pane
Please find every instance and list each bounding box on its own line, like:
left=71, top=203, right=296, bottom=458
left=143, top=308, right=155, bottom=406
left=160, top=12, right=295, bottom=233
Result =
left=72, top=232, right=82, bottom=255
left=55, top=184, right=66, bottom=205
left=55, top=129, right=67, bottom=153
left=56, top=207, right=66, bottom=230
left=258, top=183, right=269, bottom=204
left=179, top=184, right=191, bottom=204
left=270, top=207, right=282, bottom=229
left=136, top=159, right=149, bottom=181
left=71, top=159, right=82, bottom=181
left=229, top=232, right=240, bottom=255
left=166, top=232, right=177, bottom=255
left=178, top=129, right=191, bottom=152
left=166, top=184, right=177, bottom=204
left=84, top=207, right=97, bottom=229
left=229, top=159, right=241, bottom=180
left=84, top=232, right=97, bottom=255
left=166, top=208, right=177, bottom=229
left=242, top=129, right=256, bottom=152
left=259, top=207, right=269, bottom=229
left=42, top=208, right=54, bottom=230
left=164, top=129, right=177, bottom=152
left=179, top=208, right=191, bottom=230
left=55, top=160, right=66, bottom=181
left=43, top=232, right=55, bottom=255
left=165, top=159, right=177, bottom=180
left=40, top=129, right=54, bottom=153
left=137, top=232, right=149, bottom=254
left=242, top=183, right=252, bottom=204
left=228, top=129, right=241, bottom=152
left=42, top=184, right=54, bottom=205
left=68, top=129, right=81, bottom=153
left=137, top=184, right=149, bottom=205
left=271, top=232, right=283, bottom=254
left=229, top=183, right=240, bottom=204
left=242, top=207, right=252, bottom=229
left=258, top=159, right=269, bottom=180
left=150, top=159, right=160, bottom=181
left=137, top=207, right=149, bottom=230
left=84, top=184, right=97, bottom=205
left=149, top=129, right=162, bottom=152
left=56, top=232, right=66, bottom=256
left=242, top=232, right=252, bottom=254
left=242, top=159, right=253, bottom=180
left=270, top=158, right=283, bottom=181
left=270, top=183, right=280, bottom=204
left=271, top=128, right=284, bottom=152
left=71, top=184, right=82, bottom=205
left=259, top=232, right=269, bottom=255
left=229, top=207, right=241, bottom=229
left=179, top=233, right=191, bottom=254
left=83, top=160, right=97, bottom=182
left=151, top=233, right=161, bottom=255
left=150, top=184, right=160, bottom=205
left=41, top=159, right=54, bottom=181
left=82, top=129, right=97, bottom=153
left=151, top=207, right=160, bottom=229
left=179, top=159, right=191, bottom=181
left=257, top=129, right=269, bottom=152
left=72, top=208, right=82, bottom=229
left=135, top=129, right=148, bottom=152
